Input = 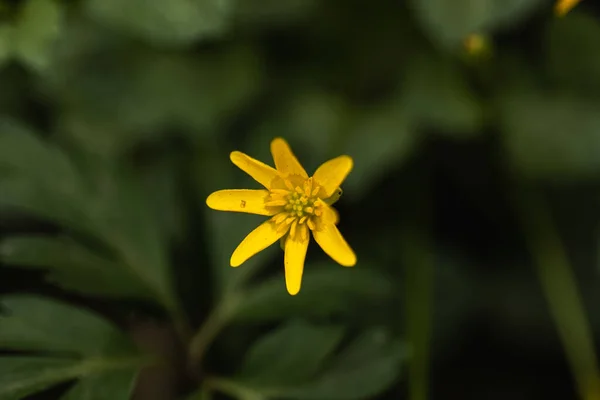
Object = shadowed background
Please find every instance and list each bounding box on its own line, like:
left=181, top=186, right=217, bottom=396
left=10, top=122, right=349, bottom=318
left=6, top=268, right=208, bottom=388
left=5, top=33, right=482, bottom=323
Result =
left=1, top=0, right=600, bottom=399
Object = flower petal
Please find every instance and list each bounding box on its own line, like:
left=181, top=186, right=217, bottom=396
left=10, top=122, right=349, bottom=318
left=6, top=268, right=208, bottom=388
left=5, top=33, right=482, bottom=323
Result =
left=230, top=219, right=286, bottom=267
left=313, top=155, right=353, bottom=198
left=312, top=223, right=356, bottom=267
left=555, top=0, right=580, bottom=16
left=319, top=201, right=339, bottom=225
left=230, top=151, right=278, bottom=188
left=284, top=224, right=310, bottom=295
left=270, top=138, right=308, bottom=178
left=206, top=190, right=276, bottom=216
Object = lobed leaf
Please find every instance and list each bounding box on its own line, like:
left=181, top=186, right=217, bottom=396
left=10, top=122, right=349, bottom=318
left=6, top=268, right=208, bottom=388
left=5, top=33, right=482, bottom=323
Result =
left=233, top=266, right=394, bottom=322
left=0, top=295, right=145, bottom=400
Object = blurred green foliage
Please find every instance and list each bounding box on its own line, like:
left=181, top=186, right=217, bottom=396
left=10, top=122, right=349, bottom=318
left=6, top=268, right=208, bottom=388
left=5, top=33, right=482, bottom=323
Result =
left=0, top=0, right=599, bottom=399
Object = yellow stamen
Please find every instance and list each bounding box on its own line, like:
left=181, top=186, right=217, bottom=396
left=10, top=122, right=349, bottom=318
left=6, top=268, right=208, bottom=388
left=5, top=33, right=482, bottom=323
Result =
left=303, top=178, right=313, bottom=197
left=271, top=189, right=289, bottom=194
left=307, top=219, right=316, bottom=230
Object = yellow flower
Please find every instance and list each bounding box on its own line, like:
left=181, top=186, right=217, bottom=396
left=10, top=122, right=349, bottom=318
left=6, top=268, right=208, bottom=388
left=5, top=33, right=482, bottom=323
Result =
left=463, top=33, right=491, bottom=57
left=206, top=138, right=357, bottom=295
left=555, top=0, right=582, bottom=16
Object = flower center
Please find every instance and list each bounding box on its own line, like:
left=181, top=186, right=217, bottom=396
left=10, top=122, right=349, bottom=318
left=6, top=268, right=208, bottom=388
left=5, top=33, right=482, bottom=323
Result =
left=265, top=176, right=324, bottom=238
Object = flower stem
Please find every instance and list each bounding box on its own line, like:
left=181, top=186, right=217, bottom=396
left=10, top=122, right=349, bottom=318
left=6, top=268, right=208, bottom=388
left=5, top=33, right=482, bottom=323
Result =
left=188, top=297, right=239, bottom=369
left=403, top=167, right=433, bottom=400
left=403, top=228, right=434, bottom=400
left=514, top=188, right=600, bottom=400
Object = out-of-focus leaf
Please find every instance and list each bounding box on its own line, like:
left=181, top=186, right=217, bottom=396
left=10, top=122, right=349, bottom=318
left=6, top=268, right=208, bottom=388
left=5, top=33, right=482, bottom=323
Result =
left=0, top=357, right=78, bottom=400
left=84, top=0, right=232, bottom=46
left=0, top=121, right=94, bottom=232
left=0, top=236, right=153, bottom=299
left=233, top=266, right=394, bottom=322
left=499, top=89, right=600, bottom=180
left=341, top=103, right=417, bottom=198
left=12, top=0, right=63, bottom=71
left=281, top=328, right=405, bottom=400
left=138, top=155, right=187, bottom=242
left=0, top=125, right=177, bottom=308
left=234, top=0, right=317, bottom=28
left=0, top=295, right=133, bottom=355
left=546, top=12, right=600, bottom=91
left=83, top=165, right=176, bottom=308
left=403, top=55, right=483, bottom=137
left=0, top=296, right=144, bottom=400
left=0, top=25, right=12, bottom=65
left=238, top=320, right=345, bottom=386
left=53, top=46, right=262, bottom=156
left=205, top=211, right=277, bottom=291
left=60, top=369, right=138, bottom=400
left=0, top=119, right=81, bottom=186
left=250, top=88, right=349, bottom=172
left=0, top=176, right=91, bottom=233
left=0, top=356, right=141, bottom=400
left=234, top=325, right=404, bottom=400
left=410, top=0, right=543, bottom=47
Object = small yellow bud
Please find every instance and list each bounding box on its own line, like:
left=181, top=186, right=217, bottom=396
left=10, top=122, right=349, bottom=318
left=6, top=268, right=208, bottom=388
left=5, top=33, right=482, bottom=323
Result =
left=555, top=0, right=582, bottom=16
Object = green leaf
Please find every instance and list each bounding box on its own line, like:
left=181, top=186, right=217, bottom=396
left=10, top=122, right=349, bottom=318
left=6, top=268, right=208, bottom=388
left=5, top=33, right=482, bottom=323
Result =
left=498, top=89, right=600, bottom=180
left=249, top=88, right=349, bottom=173
left=233, top=326, right=404, bottom=400
left=233, top=266, right=394, bottom=322
left=403, top=55, right=483, bottom=137
left=545, top=12, right=600, bottom=91
left=0, top=296, right=145, bottom=400
left=204, top=210, right=277, bottom=293
left=0, top=357, right=77, bottom=400
left=281, top=328, right=405, bottom=400
left=0, top=124, right=175, bottom=307
left=234, top=0, right=317, bottom=28
left=0, top=119, right=81, bottom=186
left=0, top=236, right=153, bottom=299
left=0, top=295, right=133, bottom=355
left=238, top=320, right=345, bottom=387
left=410, top=0, right=543, bottom=47
left=60, top=369, right=138, bottom=400
left=0, top=25, right=12, bottom=65
left=0, top=176, right=91, bottom=234
left=54, top=47, right=262, bottom=156
left=84, top=0, right=232, bottom=46
left=0, top=121, right=91, bottom=230
left=341, top=104, right=417, bottom=199
left=89, top=168, right=172, bottom=296
left=0, top=356, right=142, bottom=400
left=12, top=0, right=63, bottom=71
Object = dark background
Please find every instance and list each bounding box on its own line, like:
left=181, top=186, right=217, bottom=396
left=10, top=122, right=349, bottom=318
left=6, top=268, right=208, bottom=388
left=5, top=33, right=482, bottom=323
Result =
left=2, top=0, right=600, bottom=399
